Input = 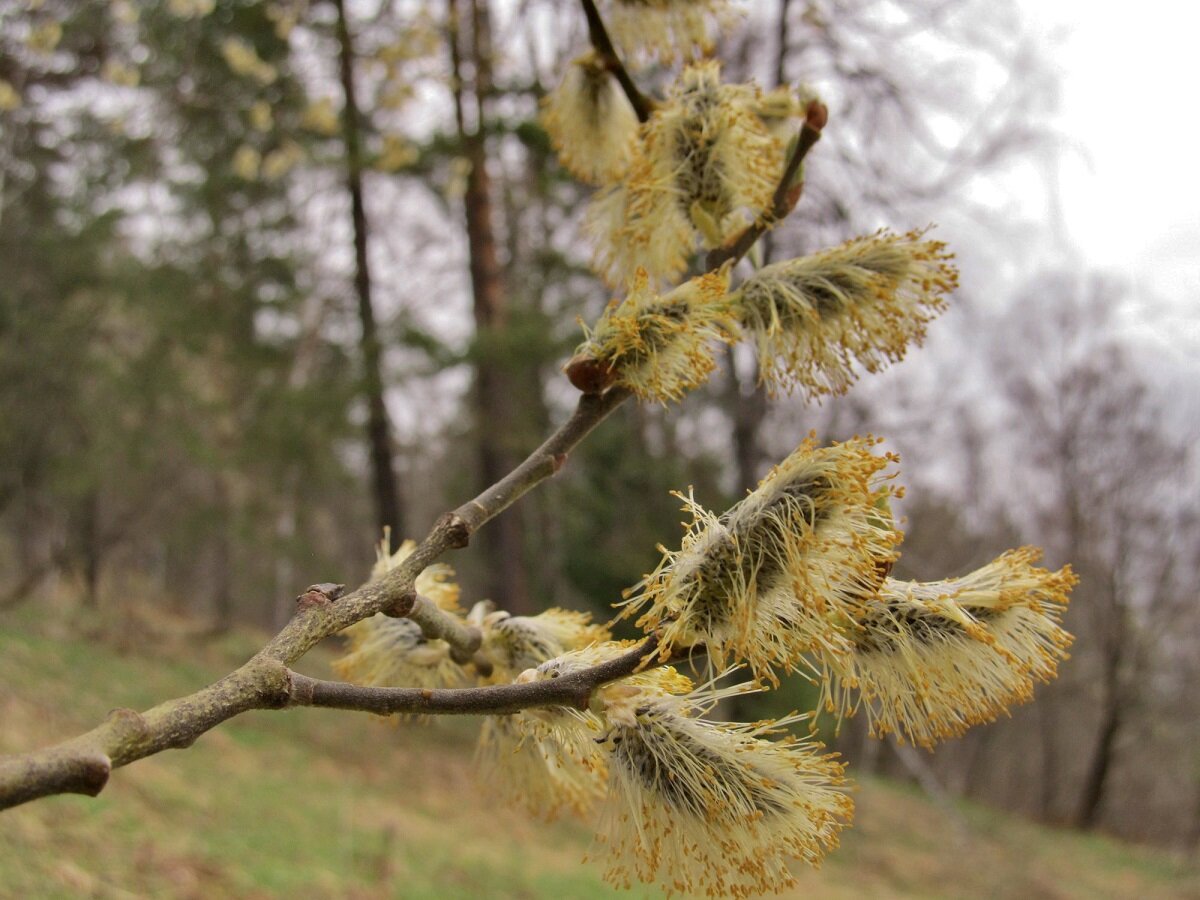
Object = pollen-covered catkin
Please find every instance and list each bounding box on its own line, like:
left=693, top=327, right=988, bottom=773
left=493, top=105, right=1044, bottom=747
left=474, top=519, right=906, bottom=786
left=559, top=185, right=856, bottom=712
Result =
left=731, top=228, right=958, bottom=397
left=472, top=609, right=613, bottom=818
left=573, top=266, right=734, bottom=403
left=818, top=547, right=1076, bottom=747
left=541, top=51, right=639, bottom=185
left=594, top=684, right=851, bottom=898
left=600, top=0, right=738, bottom=63
left=478, top=607, right=610, bottom=680
left=588, top=62, right=781, bottom=286
left=623, top=436, right=903, bottom=682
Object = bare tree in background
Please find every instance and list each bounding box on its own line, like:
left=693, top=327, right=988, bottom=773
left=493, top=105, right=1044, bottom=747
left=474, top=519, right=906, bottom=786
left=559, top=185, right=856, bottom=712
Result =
left=990, top=273, right=1200, bottom=830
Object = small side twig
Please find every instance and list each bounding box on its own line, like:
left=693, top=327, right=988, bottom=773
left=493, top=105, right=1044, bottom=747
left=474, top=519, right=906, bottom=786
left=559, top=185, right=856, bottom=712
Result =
left=580, top=0, right=653, bottom=123
left=400, top=593, right=483, bottom=663
left=289, top=635, right=663, bottom=716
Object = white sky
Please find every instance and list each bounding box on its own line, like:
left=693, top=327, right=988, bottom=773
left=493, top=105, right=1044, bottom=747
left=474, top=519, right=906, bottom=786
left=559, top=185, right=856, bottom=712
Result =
left=1028, top=0, right=1200, bottom=313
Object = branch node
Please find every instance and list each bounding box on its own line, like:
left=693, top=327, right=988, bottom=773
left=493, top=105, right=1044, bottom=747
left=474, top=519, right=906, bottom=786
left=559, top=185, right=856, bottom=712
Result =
left=383, top=591, right=417, bottom=618
left=253, top=659, right=295, bottom=709
left=435, top=512, right=472, bottom=548
left=309, top=583, right=346, bottom=601
left=75, top=754, right=113, bottom=796
left=296, top=586, right=334, bottom=609
left=105, top=707, right=151, bottom=746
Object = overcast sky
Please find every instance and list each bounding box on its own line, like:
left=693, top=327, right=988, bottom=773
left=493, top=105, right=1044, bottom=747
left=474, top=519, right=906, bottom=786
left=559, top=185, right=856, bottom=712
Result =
left=1029, top=0, right=1200, bottom=313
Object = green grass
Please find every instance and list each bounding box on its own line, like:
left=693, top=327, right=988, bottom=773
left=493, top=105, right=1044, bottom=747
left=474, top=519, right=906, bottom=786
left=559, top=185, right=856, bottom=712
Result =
left=1, top=611, right=1197, bottom=899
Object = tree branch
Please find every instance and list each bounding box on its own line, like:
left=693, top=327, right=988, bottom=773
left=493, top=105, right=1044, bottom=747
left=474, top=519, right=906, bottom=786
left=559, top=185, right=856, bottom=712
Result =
left=579, top=0, right=653, bottom=123
left=0, top=638, right=675, bottom=810
left=396, top=593, right=483, bottom=663
left=0, top=388, right=632, bottom=811
left=0, top=660, right=292, bottom=810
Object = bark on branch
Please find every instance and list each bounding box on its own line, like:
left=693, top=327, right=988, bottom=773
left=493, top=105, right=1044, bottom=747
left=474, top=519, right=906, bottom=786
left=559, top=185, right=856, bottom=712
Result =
left=289, top=635, right=663, bottom=716
left=398, top=593, right=484, bottom=663
left=0, top=638, right=667, bottom=810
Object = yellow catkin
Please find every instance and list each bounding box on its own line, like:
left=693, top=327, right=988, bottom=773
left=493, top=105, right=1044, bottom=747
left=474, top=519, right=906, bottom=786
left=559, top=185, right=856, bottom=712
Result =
left=478, top=607, right=611, bottom=681
left=575, top=267, right=734, bottom=403
left=588, top=62, right=781, bottom=286
left=818, top=548, right=1076, bottom=747
left=541, top=51, right=640, bottom=185
left=483, top=640, right=698, bottom=821
left=622, top=436, right=903, bottom=683
left=594, top=683, right=852, bottom=898
left=473, top=611, right=614, bottom=818
left=601, top=0, right=740, bottom=64
left=731, top=228, right=958, bottom=397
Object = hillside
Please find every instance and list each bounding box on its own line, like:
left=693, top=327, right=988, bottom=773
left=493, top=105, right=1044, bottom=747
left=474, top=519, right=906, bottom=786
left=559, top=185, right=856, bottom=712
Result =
left=1, top=608, right=1196, bottom=900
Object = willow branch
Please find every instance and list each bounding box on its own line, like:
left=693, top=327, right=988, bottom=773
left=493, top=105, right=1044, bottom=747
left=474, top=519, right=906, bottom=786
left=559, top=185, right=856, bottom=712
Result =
left=0, top=68, right=821, bottom=816
left=705, top=111, right=826, bottom=271
left=0, top=387, right=632, bottom=811
left=580, top=0, right=653, bottom=123
left=0, top=637, right=676, bottom=811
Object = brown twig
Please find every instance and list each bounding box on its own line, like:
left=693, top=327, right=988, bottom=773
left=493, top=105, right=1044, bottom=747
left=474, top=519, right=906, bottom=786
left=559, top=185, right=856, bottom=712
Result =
left=289, top=635, right=663, bottom=716
left=399, top=593, right=483, bottom=664
left=580, top=0, right=653, bottom=123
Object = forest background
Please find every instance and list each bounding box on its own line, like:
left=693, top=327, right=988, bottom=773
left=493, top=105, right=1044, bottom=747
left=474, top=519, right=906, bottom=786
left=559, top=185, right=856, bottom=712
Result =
left=1, top=0, right=1198, bottom=867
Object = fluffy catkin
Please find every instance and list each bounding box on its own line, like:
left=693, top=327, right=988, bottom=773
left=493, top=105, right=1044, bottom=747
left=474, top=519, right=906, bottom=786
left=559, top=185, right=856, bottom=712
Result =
left=588, top=62, right=781, bottom=286
left=622, top=436, right=903, bottom=682
left=594, top=683, right=851, bottom=898
left=818, top=548, right=1076, bottom=747
left=574, top=267, right=734, bottom=403
left=731, top=228, right=957, bottom=396
left=541, top=51, right=639, bottom=185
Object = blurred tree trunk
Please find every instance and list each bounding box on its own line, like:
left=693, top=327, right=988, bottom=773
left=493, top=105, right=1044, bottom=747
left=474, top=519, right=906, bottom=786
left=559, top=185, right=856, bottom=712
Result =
left=1036, top=693, right=1061, bottom=820
left=210, top=476, right=235, bottom=635
left=1075, top=674, right=1122, bottom=828
left=333, top=0, right=405, bottom=551
left=1074, top=561, right=1130, bottom=828
left=728, top=352, right=768, bottom=491
left=78, top=489, right=102, bottom=609
left=448, top=0, right=530, bottom=613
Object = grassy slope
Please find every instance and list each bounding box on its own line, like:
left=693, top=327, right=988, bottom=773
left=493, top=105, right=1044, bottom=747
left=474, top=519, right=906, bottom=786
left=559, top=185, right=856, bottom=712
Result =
left=1, top=612, right=1196, bottom=900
